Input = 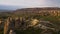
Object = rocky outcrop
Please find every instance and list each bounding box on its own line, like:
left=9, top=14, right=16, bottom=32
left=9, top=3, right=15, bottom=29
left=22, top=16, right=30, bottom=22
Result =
left=4, top=17, right=59, bottom=34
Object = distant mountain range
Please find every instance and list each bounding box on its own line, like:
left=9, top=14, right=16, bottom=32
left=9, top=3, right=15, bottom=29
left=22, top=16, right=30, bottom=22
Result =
left=14, top=7, right=60, bottom=13
left=0, top=6, right=60, bottom=12
left=0, top=5, right=23, bottom=10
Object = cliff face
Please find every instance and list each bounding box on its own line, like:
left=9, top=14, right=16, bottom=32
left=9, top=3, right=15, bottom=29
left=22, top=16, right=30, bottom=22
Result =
left=3, top=17, right=58, bottom=34
left=13, top=7, right=60, bottom=16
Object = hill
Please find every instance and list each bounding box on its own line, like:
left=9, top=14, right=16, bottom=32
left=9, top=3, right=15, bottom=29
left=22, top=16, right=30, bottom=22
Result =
left=13, top=7, right=60, bottom=16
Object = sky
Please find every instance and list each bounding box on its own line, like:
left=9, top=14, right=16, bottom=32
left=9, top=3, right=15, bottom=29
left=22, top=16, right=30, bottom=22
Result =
left=0, top=0, right=60, bottom=10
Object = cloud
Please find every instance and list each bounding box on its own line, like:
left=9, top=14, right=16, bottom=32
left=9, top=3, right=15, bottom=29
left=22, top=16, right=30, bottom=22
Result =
left=0, top=0, right=46, bottom=6
left=0, top=0, right=60, bottom=7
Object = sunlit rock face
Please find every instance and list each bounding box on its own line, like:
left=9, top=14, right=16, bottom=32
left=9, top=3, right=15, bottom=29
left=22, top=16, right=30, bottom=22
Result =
left=4, top=17, right=15, bottom=34
left=4, top=17, right=11, bottom=34
left=33, top=20, right=58, bottom=32
left=0, top=19, right=2, bottom=24
left=30, top=19, right=39, bottom=26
